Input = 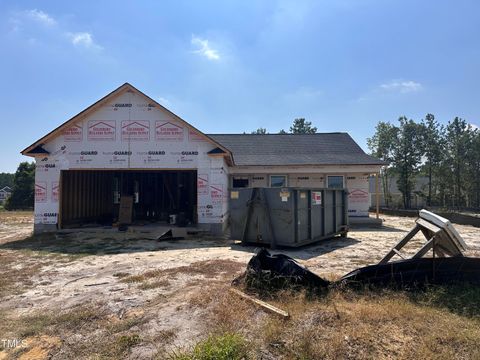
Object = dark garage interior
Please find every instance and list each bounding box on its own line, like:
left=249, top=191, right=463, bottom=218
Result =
left=60, top=170, right=197, bottom=228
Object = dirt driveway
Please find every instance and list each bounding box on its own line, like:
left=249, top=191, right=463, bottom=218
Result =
left=1, top=211, right=479, bottom=359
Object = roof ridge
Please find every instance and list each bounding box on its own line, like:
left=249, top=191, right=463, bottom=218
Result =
left=207, top=132, right=348, bottom=135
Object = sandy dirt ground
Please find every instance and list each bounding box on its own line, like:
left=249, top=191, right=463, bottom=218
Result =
left=1, top=211, right=479, bottom=358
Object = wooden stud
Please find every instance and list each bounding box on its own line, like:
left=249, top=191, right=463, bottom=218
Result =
left=375, top=172, right=380, bottom=219
left=229, top=288, right=289, bottom=318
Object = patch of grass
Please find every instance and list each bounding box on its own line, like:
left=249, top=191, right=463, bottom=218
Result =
left=16, top=313, right=56, bottom=338
left=0, top=253, right=45, bottom=298
left=170, top=332, right=249, bottom=360
left=126, top=260, right=243, bottom=282
left=121, top=274, right=147, bottom=283
left=154, top=328, right=177, bottom=344
left=108, top=315, right=147, bottom=334
left=189, top=283, right=480, bottom=359
left=0, top=304, right=150, bottom=359
left=114, top=334, right=141, bottom=353
left=120, top=260, right=243, bottom=289
left=12, top=306, right=105, bottom=338
left=409, top=284, right=480, bottom=317
left=113, top=271, right=130, bottom=278
left=138, top=279, right=170, bottom=290
left=188, top=284, right=260, bottom=336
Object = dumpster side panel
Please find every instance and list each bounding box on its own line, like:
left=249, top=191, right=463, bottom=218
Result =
left=265, top=188, right=295, bottom=245
left=297, top=190, right=310, bottom=243
left=229, top=187, right=348, bottom=247
left=324, top=190, right=335, bottom=235
left=229, top=188, right=253, bottom=240
left=310, top=189, right=324, bottom=239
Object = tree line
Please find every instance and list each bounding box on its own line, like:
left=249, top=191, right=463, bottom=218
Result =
left=251, top=118, right=317, bottom=134
left=368, top=115, right=480, bottom=209
left=0, top=173, right=14, bottom=189
left=10, top=116, right=476, bottom=212
left=3, top=162, right=35, bottom=210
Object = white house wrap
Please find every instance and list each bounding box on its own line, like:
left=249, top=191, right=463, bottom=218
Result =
left=22, top=83, right=383, bottom=233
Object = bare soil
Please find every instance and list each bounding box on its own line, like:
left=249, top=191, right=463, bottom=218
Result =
left=1, top=211, right=479, bottom=359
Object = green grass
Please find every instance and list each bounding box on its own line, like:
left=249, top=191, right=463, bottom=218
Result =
left=170, top=332, right=249, bottom=360
left=114, top=334, right=141, bottom=353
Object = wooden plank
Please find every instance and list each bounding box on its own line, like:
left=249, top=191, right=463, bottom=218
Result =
left=58, top=170, right=63, bottom=229
left=416, top=218, right=442, bottom=234
left=378, top=225, right=421, bottom=264
left=118, top=196, right=133, bottom=225
left=412, top=237, right=434, bottom=258
left=436, top=231, right=464, bottom=257
left=392, top=248, right=405, bottom=259
left=229, top=288, right=289, bottom=318
left=375, top=173, right=380, bottom=219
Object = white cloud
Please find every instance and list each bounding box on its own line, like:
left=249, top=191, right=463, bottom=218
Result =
left=9, top=9, right=102, bottom=51
left=191, top=35, right=220, bottom=61
left=26, top=9, right=56, bottom=26
left=379, top=80, right=422, bottom=93
left=66, top=32, right=101, bottom=49
left=157, top=97, right=171, bottom=106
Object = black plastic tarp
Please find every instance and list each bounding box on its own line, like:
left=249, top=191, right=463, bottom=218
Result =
left=339, top=257, right=480, bottom=287
left=242, top=248, right=330, bottom=289
left=241, top=249, right=480, bottom=290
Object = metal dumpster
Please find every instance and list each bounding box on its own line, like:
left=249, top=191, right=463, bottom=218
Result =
left=229, top=187, right=348, bottom=247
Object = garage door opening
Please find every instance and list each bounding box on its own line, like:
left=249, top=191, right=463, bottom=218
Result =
left=60, top=170, right=197, bottom=228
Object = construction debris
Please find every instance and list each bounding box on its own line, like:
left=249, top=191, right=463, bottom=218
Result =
left=156, top=229, right=185, bottom=241
left=379, top=209, right=467, bottom=263
left=339, top=257, right=480, bottom=287
left=229, top=288, right=289, bottom=318
left=239, top=210, right=480, bottom=290
left=239, top=248, right=330, bottom=290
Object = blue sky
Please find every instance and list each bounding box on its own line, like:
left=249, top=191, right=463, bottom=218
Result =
left=1, top=0, right=479, bottom=172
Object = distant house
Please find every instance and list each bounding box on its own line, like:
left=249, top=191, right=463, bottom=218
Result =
left=369, top=175, right=429, bottom=208
left=0, top=186, right=12, bottom=204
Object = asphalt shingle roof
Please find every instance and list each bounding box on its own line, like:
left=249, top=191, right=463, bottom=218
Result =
left=207, top=133, right=384, bottom=166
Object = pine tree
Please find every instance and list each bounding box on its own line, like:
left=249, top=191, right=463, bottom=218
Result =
left=421, top=114, right=444, bottom=206
left=5, top=162, right=35, bottom=210
left=392, top=117, right=424, bottom=209
left=367, top=121, right=398, bottom=207
left=289, top=118, right=317, bottom=134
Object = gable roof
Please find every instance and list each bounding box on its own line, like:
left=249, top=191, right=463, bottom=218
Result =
left=21, top=83, right=232, bottom=160
left=207, top=133, right=385, bottom=166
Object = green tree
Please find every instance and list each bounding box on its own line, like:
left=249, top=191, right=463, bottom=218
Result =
left=421, top=114, right=444, bottom=206
left=289, top=118, right=317, bottom=134
left=391, top=117, right=424, bottom=209
left=251, top=128, right=267, bottom=134
left=0, top=172, right=14, bottom=188
left=444, top=117, right=473, bottom=207
left=467, top=130, right=480, bottom=207
left=367, top=121, right=398, bottom=207
left=5, top=162, right=35, bottom=210
left=278, top=129, right=288, bottom=134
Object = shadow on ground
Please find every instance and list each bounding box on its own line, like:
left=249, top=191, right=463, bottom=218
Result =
left=0, top=232, right=361, bottom=260
left=349, top=225, right=406, bottom=233
left=230, top=236, right=361, bottom=260
left=0, top=232, right=231, bottom=256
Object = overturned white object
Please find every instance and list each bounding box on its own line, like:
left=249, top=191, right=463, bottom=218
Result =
left=419, top=210, right=467, bottom=252
left=379, top=209, right=468, bottom=264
